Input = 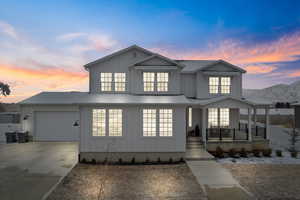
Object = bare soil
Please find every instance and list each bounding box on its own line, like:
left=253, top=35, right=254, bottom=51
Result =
left=48, top=163, right=206, bottom=200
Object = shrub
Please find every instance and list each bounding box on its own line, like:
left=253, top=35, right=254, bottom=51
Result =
left=240, top=148, right=247, bottom=158
left=262, top=149, right=272, bottom=157
left=91, top=159, right=96, bottom=164
left=81, top=158, right=87, bottom=163
left=228, top=148, right=237, bottom=158
left=215, top=146, right=224, bottom=158
left=276, top=150, right=283, bottom=157
left=169, top=158, right=173, bottom=163
left=131, top=157, right=135, bottom=164
left=145, top=158, right=150, bottom=163
left=157, top=157, right=161, bottom=163
left=118, top=158, right=123, bottom=164
left=180, top=157, right=184, bottom=162
left=253, top=149, right=261, bottom=157
left=291, top=151, right=298, bottom=158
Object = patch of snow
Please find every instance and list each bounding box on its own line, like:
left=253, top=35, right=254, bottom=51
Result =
left=217, top=151, right=300, bottom=164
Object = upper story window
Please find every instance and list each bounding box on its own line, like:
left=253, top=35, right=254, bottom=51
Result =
left=143, top=72, right=169, bottom=92
left=100, top=73, right=126, bottom=92
left=100, top=73, right=112, bottom=91
left=209, top=77, right=231, bottom=94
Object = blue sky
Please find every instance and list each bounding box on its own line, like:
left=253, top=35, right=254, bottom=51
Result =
left=1, top=0, right=300, bottom=102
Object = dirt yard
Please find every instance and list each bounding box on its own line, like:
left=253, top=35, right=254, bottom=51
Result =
left=222, top=164, right=300, bottom=200
left=47, top=163, right=206, bottom=200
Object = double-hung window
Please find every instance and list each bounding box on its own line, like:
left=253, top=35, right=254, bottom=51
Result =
left=208, top=108, right=230, bottom=128
left=142, top=108, right=173, bottom=137
left=100, top=72, right=126, bottom=92
left=92, top=109, right=123, bottom=136
left=209, top=77, right=231, bottom=94
left=143, top=72, right=169, bottom=92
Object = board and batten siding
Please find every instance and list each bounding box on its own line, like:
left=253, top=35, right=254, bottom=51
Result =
left=79, top=105, right=186, bottom=153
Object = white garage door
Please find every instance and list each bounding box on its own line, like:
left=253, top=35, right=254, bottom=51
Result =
left=35, top=111, right=79, bottom=141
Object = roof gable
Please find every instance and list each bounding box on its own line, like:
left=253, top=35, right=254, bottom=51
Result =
left=130, top=54, right=183, bottom=68
left=200, top=60, right=246, bottom=73
left=84, top=45, right=154, bottom=69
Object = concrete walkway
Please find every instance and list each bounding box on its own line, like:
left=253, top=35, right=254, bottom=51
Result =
left=187, top=160, right=254, bottom=200
left=0, top=142, right=78, bottom=200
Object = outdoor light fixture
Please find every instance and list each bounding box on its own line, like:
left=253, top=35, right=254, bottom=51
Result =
left=23, top=115, right=29, bottom=120
left=73, top=120, right=80, bottom=127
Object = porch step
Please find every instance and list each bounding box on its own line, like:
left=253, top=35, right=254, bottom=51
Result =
left=187, top=143, right=204, bottom=149
left=187, top=137, right=202, bottom=142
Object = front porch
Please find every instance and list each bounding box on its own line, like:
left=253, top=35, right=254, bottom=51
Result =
left=186, top=97, right=271, bottom=151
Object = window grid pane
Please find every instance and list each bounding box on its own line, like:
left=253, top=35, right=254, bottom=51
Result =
left=109, top=109, right=122, bottom=136
left=100, top=73, right=112, bottom=91
left=159, top=109, right=173, bottom=136
left=114, top=73, right=126, bottom=91
left=143, top=72, right=155, bottom=91
left=220, top=108, right=230, bottom=127
left=209, top=77, right=219, bottom=94
left=143, top=109, right=156, bottom=136
left=92, top=109, right=106, bottom=136
left=208, top=108, right=218, bottom=128
left=221, top=77, right=231, bottom=94
left=157, top=72, right=169, bottom=92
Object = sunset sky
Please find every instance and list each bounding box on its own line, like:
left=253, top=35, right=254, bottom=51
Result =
left=1, top=0, right=300, bottom=103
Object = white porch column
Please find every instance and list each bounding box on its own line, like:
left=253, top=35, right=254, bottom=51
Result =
left=248, top=108, right=252, bottom=141
left=253, top=108, right=257, bottom=128
left=202, top=108, right=207, bottom=148
left=265, top=108, right=270, bottom=140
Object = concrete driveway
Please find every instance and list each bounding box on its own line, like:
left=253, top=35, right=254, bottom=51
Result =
left=0, top=142, right=78, bottom=200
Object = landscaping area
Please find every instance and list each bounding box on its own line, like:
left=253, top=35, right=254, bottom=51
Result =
left=223, top=164, right=300, bottom=200
left=48, top=163, right=206, bottom=200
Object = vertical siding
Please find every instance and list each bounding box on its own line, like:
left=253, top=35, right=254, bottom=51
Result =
left=296, top=107, right=300, bottom=129
left=80, top=105, right=186, bottom=153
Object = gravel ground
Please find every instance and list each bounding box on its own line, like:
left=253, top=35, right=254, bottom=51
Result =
left=222, top=164, right=300, bottom=200
left=48, top=163, right=206, bottom=200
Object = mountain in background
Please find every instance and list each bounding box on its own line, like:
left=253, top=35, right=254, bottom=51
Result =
left=243, top=80, right=300, bottom=103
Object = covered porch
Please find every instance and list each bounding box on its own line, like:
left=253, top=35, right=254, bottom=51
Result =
left=187, top=96, right=271, bottom=151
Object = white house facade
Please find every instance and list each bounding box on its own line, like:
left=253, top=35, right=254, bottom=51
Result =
left=19, top=45, right=271, bottom=162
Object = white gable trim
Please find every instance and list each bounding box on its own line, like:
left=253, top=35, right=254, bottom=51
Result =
left=200, top=60, right=246, bottom=73
left=129, top=54, right=184, bottom=69
left=84, top=45, right=154, bottom=69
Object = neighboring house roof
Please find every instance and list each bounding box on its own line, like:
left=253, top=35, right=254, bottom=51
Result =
left=84, top=45, right=154, bottom=69
left=19, top=92, right=191, bottom=105
left=130, top=54, right=184, bottom=68
left=178, top=59, right=246, bottom=73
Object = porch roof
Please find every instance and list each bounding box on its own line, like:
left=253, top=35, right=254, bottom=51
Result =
left=19, top=92, right=191, bottom=105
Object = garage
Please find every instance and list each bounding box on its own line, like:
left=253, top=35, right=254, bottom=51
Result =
left=35, top=111, right=79, bottom=141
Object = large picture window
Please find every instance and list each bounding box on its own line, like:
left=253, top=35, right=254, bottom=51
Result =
left=159, top=109, right=173, bottom=136
left=143, top=109, right=156, bottom=136
left=92, top=109, right=106, bottom=136
left=109, top=109, right=122, bottom=136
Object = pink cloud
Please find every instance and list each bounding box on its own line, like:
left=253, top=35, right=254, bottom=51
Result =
left=244, top=65, right=277, bottom=74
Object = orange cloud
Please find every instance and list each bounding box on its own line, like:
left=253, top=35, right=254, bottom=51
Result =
left=244, top=65, right=277, bottom=74
left=288, top=70, right=300, bottom=77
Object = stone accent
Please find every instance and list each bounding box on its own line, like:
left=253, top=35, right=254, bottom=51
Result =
left=207, top=140, right=270, bottom=152
left=79, top=152, right=185, bottom=163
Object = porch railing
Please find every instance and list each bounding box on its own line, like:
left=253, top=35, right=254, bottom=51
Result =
left=239, top=122, right=266, bottom=139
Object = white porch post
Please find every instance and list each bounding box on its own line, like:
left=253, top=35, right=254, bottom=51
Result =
left=248, top=108, right=252, bottom=141
left=265, top=108, right=270, bottom=140
left=202, top=108, right=207, bottom=148
left=253, top=108, right=257, bottom=128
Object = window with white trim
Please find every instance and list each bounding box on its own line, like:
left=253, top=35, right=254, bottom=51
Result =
left=188, top=107, right=192, bottom=127
left=92, top=109, right=106, bottom=136
left=209, top=77, right=219, bottom=94
left=157, top=72, right=169, bottom=92
left=114, top=73, right=126, bottom=91
left=221, top=77, right=231, bottom=94
left=159, top=109, right=173, bottom=136
left=108, top=109, right=122, bottom=136
left=208, top=108, right=230, bottom=128
left=219, top=108, right=230, bottom=127
left=208, top=108, right=218, bottom=128
left=143, top=109, right=156, bottom=136
left=100, top=73, right=112, bottom=91
left=143, top=72, right=155, bottom=92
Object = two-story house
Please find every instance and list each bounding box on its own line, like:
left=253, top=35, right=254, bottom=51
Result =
left=19, top=45, right=271, bottom=162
